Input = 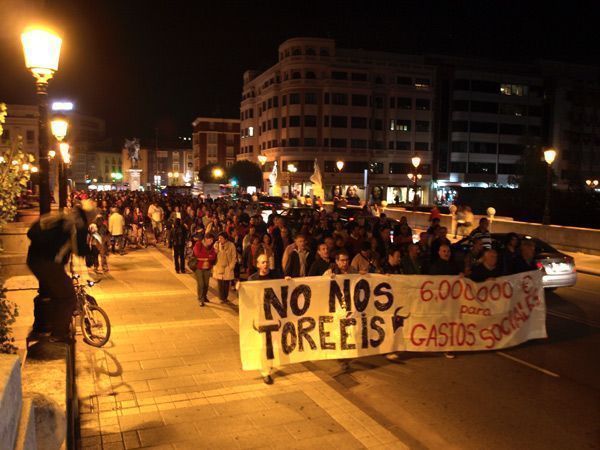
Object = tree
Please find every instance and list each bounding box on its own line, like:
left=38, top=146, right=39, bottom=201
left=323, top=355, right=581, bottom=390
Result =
left=227, top=160, right=263, bottom=187
left=198, top=163, right=227, bottom=183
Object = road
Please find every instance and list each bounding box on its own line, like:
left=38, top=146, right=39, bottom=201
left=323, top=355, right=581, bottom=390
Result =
left=313, top=273, right=600, bottom=449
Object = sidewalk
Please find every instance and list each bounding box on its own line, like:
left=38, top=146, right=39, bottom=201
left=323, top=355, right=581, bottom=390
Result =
left=73, top=247, right=408, bottom=450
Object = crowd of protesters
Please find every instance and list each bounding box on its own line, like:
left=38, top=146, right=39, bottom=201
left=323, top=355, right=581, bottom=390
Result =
left=68, top=189, right=543, bottom=383
left=76, top=190, right=539, bottom=296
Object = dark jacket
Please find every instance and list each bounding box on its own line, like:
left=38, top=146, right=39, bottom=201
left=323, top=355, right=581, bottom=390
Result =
left=27, top=210, right=90, bottom=265
left=429, top=259, right=461, bottom=276
left=284, top=249, right=314, bottom=278
left=512, top=257, right=538, bottom=274
left=470, top=264, right=502, bottom=282
left=381, top=260, right=402, bottom=274
left=248, top=269, right=283, bottom=281
left=170, top=224, right=188, bottom=247
left=400, top=255, right=423, bottom=275
left=308, top=256, right=331, bottom=276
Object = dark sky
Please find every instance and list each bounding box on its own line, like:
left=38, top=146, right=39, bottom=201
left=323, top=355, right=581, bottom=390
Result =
left=0, top=0, right=598, bottom=145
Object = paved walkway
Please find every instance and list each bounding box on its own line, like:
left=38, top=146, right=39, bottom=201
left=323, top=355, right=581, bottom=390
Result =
left=75, top=246, right=408, bottom=449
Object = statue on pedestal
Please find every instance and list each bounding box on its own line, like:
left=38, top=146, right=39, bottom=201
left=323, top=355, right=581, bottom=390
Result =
left=124, top=138, right=141, bottom=169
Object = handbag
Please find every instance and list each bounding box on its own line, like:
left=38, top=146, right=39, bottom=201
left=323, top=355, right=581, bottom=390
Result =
left=187, top=256, right=198, bottom=271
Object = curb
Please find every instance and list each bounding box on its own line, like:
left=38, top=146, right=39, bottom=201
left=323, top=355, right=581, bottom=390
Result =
left=576, top=267, right=600, bottom=277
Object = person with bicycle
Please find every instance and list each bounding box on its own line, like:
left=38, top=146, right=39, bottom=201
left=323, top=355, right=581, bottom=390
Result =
left=26, top=200, right=97, bottom=341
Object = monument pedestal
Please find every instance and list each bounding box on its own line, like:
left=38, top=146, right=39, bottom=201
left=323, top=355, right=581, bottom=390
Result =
left=127, top=169, right=142, bottom=191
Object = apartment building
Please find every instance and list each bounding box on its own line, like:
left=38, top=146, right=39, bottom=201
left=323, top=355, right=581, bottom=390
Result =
left=192, top=117, right=240, bottom=171
left=239, top=37, right=435, bottom=203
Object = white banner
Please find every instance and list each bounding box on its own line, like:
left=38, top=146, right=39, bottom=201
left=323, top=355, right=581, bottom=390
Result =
left=239, top=271, right=546, bottom=371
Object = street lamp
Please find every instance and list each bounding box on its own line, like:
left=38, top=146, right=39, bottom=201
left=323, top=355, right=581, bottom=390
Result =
left=212, top=167, right=224, bottom=180
left=258, top=155, right=267, bottom=166
left=542, top=148, right=557, bottom=225
left=22, top=27, right=63, bottom=214
left=336, top=160, right=344, bottom=196
left=585, top=179, right=599, bottom=189
left=288, top=163, right=297, bottom=197
left=51, top=117, right=69, bottom=211
left=410, top=155, right=421, bottom=213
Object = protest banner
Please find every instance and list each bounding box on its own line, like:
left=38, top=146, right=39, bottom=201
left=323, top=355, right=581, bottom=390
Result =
left=238, top=271, right=546, bottom=371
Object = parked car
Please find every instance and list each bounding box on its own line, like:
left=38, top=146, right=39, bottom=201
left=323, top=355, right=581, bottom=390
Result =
left=452, top=233, right=577, bottom=289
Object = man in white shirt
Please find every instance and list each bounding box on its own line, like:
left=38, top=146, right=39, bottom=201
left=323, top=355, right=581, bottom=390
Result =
left=108, top=207, right=126, bottom=255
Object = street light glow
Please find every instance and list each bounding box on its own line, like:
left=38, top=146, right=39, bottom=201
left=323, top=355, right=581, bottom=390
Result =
left=21, top=27, right=62, bottom=81
left=411, top=155, right=421, bottom=169
left=51, top=101, right=74, bottom=111
left=336, top=160, right=344, bottom=171
left=213, top=168, right=224, bottom=178
left=59, top=142, right=70, bottom=164
left=258, top=155, right=267, bottom=165
left=544, top=148, right=557, bottom=165
left=51, top=117, right=68, bottom=141
left=288, top=163, right=297, bottom=173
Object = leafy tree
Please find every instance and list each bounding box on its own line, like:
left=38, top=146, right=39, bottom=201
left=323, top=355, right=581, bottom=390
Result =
left=227, top=160, right=263, bottom=187
left=198, top=163, right=227, bottom=183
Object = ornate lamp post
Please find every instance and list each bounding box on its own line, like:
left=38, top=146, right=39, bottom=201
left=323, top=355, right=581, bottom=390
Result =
left=21, top=27, right=63, bottom=214
left=287, top=163, right=297, bottom=197
left=585, top=179, right=599, bottom=189
left=336, top=160, right=344, bottom=195
left=542, top=148, right=557, bottom=225
left=51, top=117, right=69, bottom=211
left=410, top=155, right=421, bottom=212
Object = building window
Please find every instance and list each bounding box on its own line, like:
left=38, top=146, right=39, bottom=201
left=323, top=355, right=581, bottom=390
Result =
left=500, top=84, right=529, bottom=96
left=471, top=122, right=498, bottom=133
left=453, top=100, right=469, bottom=111
left=374, top=75, right=384, bottom=84
left=26, top=130, right=35, bottom=144
left=451, top=142, right=468, bottom=153
left=415, top=98, right=431, bottom=110
left=272, top=118, right=278, bottom=129
left=207, top=144, right=217, bottom=157
left=304, top=137, right=317, bottom=147
left=323, top=116, right=329, bottom=127
left=397, top=120, right=411, bottom=132
left=471, top=101, right=498, bottom=114
left=397, top=97, right=412, bottom=109
left=320, top=48, right=330, bottom=57
left=324, top=93, right=330, bottom=104
left=306, top=47, right=316, bottom=55
left=207, top=133, right=218, bottom=143
left=471, top=80, right=499, bottom=93
left=331, top=116, right=347, bottom=128
left=370, top=140, right=384, bottom=149
left=415, top=121, right=430, bottom=132
left=281, top=117, right=287, bottom=128
left=282, top=95, right=287, bottom=106
left=351, top=94, right=368, bottom=107
left=305, top=71, right=316, bottom=79
left=373, top=96, right=384, bottom=109
left=351, top=73, right=367, bottom=81
left=470, top=142, right=497, bottom=154
left=468, top=162, right=496, bottom=174
left=414, top=78, right=431, bottom=90
left=292, top=71, right=301, bottom=79
left=453, top=79, right=470, bottom=90
left=351, top=117, right=367, bottom=129
left=332, top=71, right=348, bottom=80
left=499, top=103, right=526, bottom=116
left=499, top=123, right=525, bottom=135
left=498, top=164, right=516, bottom=174
left=292, top=48, right=301, bottom=56
left=351, top=139, right=367, bottom=148
left=415, top=142, right=429, bottom=151
left=330, top=138, right=346, bottom=148
left=305, top=93, right=317, bottom=104
left=397, top=76, right=412, bottom=85
left=304, top=115, right=317, bottom=127
left=290, top=93, right=300, bottom=104
left=450, top=162, right=467, bottom=172
left=371, top=119, right=383, bottom=130
left=332, top=93, right=348, bottom=105
left=273, top=96, right=279, bottom=107
left=289, top=138, right=300, bottom=147
left=289, top=116, right=301, bottom=127
left=395, top=141, right=411, bottom=150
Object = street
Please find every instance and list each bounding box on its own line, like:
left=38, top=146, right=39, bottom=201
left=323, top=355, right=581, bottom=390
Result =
left=75, top=245, right=600, bottom=450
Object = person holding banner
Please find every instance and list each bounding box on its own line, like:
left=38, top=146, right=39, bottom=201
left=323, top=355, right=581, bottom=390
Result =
left=324, top=250, right=358, bottom=276
left=381, top=247, right=403, bottom=274
left=282, top=234, right=313, bottom=278
left=429, top=244, right=462, bottom=276
left=470, top=249, right=502, bottom=282
left=248, top=254, right=283, bottom=384
left=308, top=243, right=332, bottom=276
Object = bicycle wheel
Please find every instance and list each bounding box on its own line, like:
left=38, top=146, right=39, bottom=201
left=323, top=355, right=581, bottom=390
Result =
left=80, top=305, right=111, bottom=347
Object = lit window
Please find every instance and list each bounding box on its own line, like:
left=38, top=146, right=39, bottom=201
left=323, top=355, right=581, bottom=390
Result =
left=500, top=84, right=529, bottom=96
left=248, top=126, right=254, bottom=136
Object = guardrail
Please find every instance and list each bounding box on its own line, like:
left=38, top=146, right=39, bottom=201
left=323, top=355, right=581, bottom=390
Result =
left=383, top=207, right=600, bottom=256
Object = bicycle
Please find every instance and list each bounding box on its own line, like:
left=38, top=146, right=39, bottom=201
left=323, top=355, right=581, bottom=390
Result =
left=72, top=274, right=111, bottom=347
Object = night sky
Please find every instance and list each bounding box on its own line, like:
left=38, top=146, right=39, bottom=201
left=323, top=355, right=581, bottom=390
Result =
left=0, top=0, right=598, bottom=146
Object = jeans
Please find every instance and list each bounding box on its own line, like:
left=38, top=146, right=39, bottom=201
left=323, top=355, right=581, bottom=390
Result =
left=195, top=269, right=211, bottom=301
left=217, top=279, right=230, bottom=302
left=111, top=235, right=124, bottom=254
left=173, top=245, right=185, bottom=272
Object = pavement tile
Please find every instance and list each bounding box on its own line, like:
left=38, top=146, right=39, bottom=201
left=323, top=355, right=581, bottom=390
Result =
left=141, top=357, right=184, bottom=370
left=118, top=411, right=164, bottom=431
left=148, top=375, right=197, bottom=391
left=138, top=423, right=199, bottom=447
left=122, top=430, right=141, bottom=449
left=160, top=404, right=218, bottom=424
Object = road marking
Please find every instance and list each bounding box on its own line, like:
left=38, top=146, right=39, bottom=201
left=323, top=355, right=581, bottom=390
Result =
left=547, top=310, right=600, bottom=328
left=497, top=352, right=560, bottom=378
